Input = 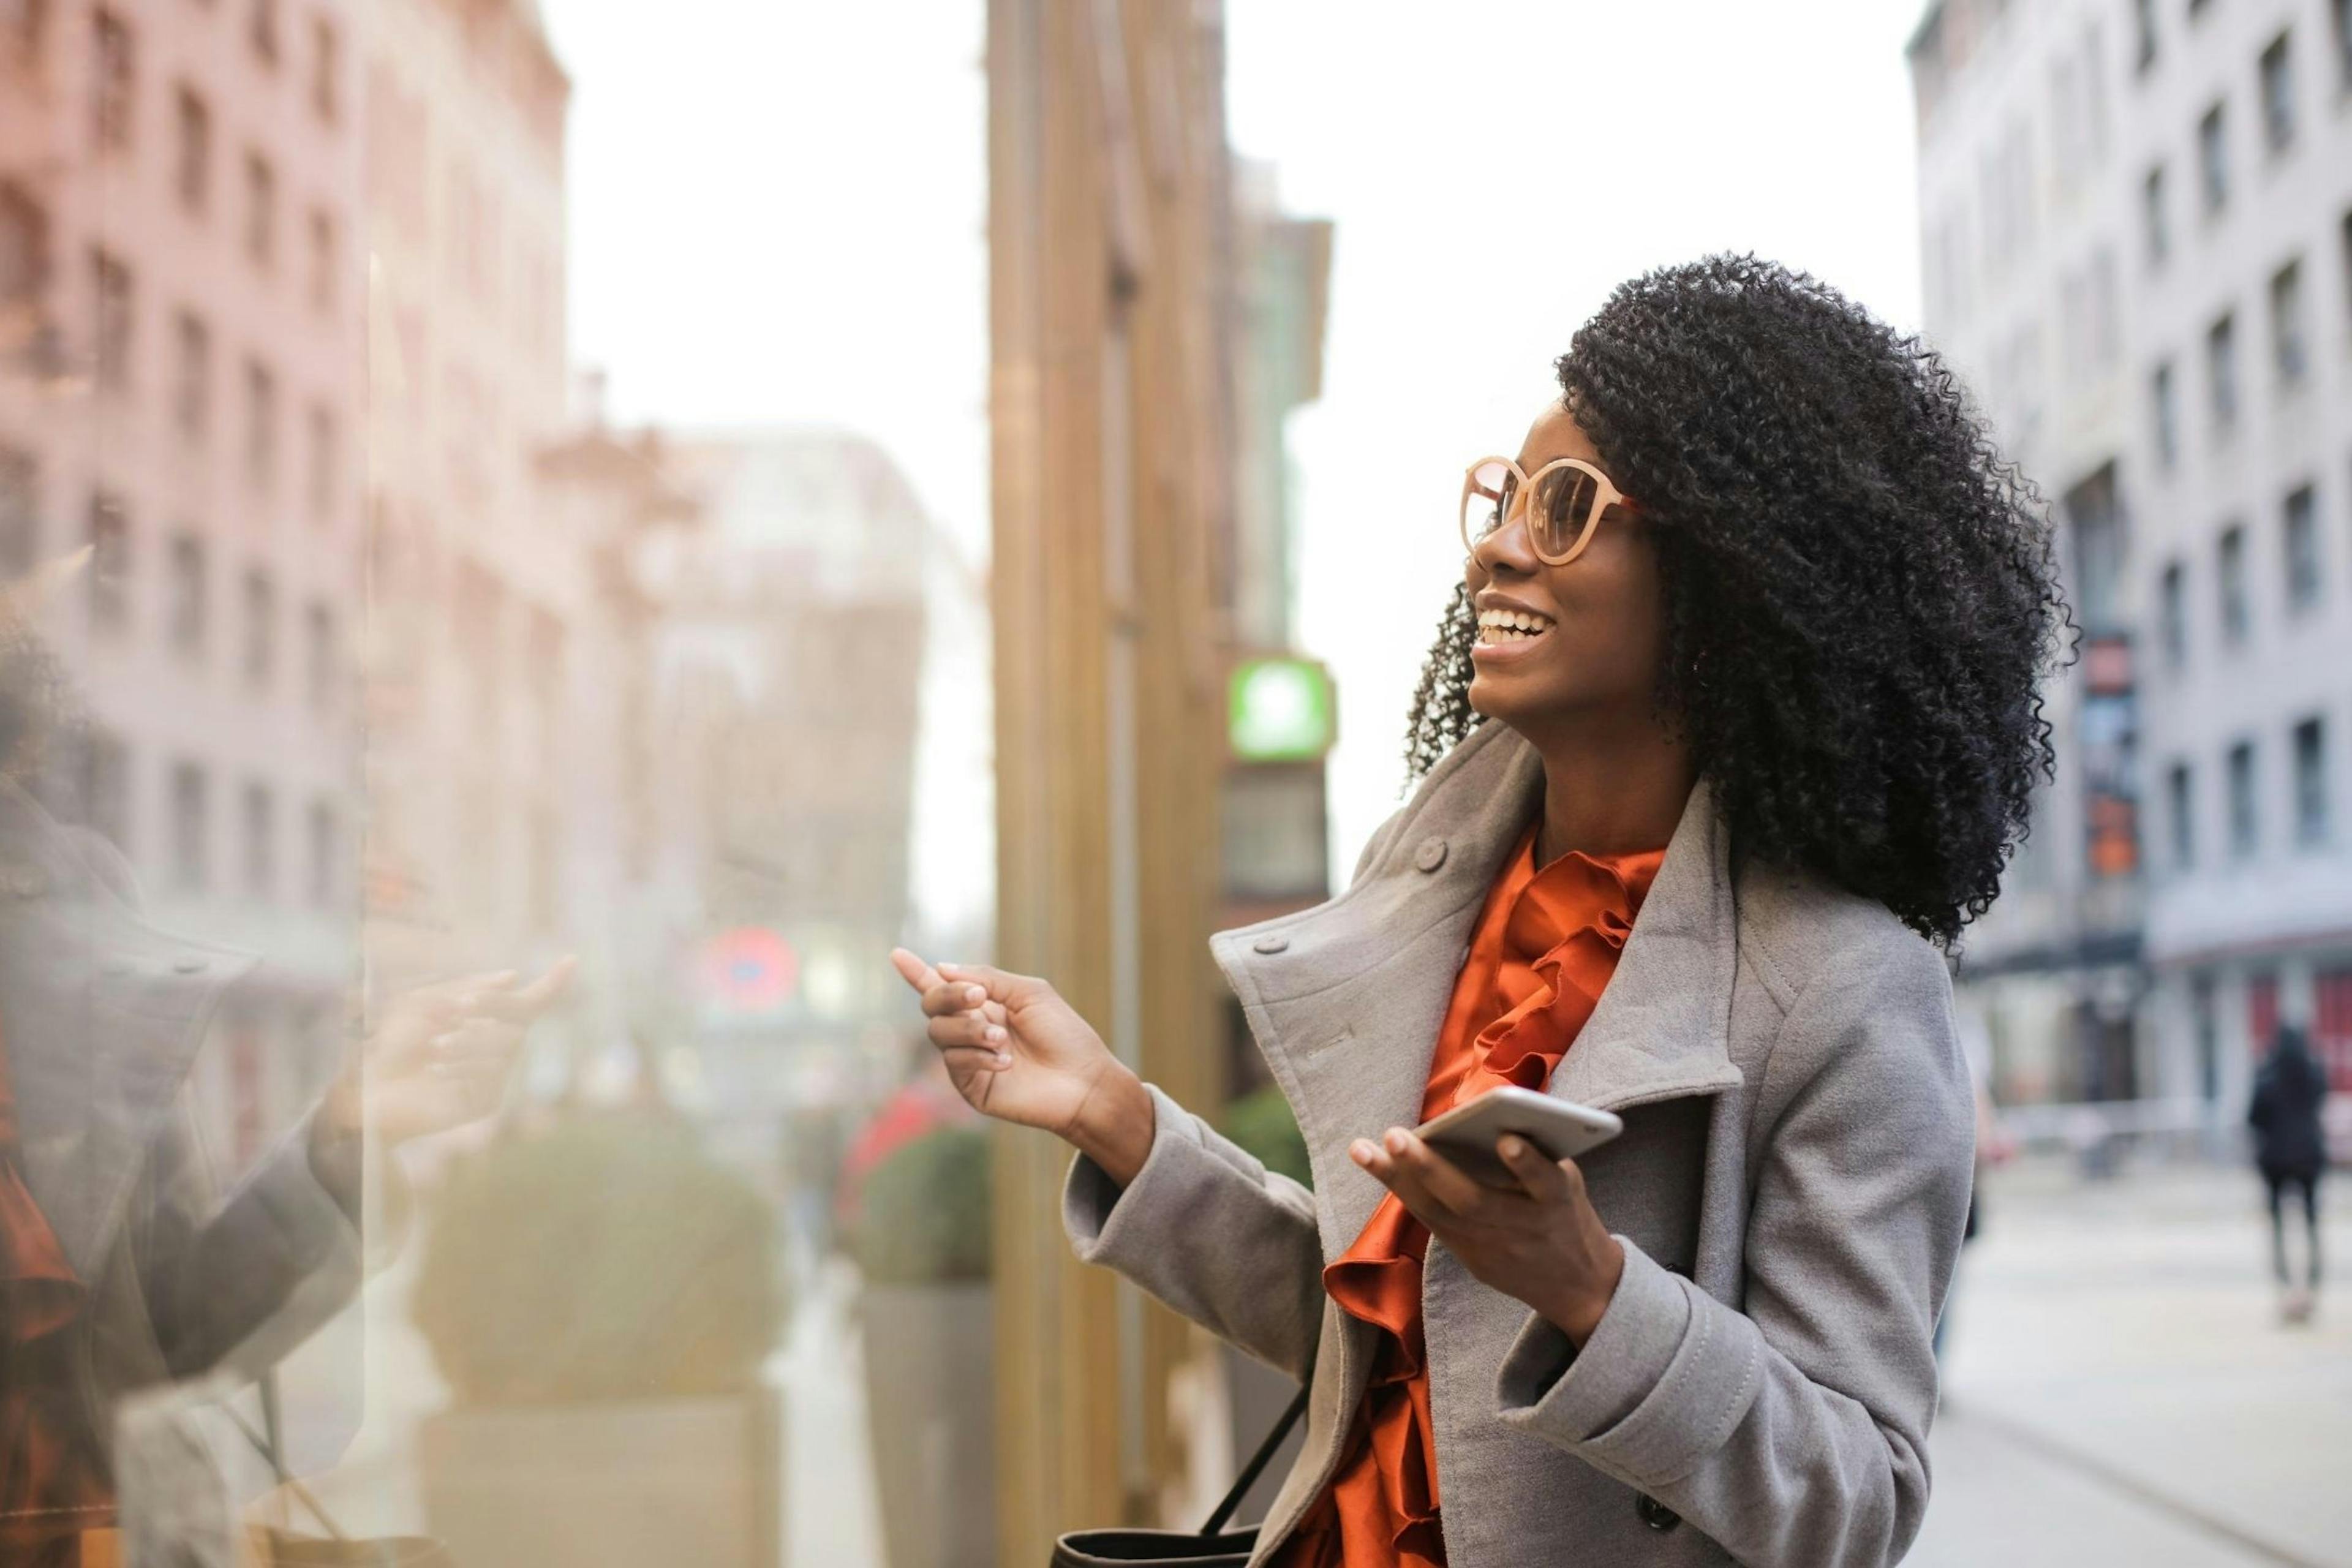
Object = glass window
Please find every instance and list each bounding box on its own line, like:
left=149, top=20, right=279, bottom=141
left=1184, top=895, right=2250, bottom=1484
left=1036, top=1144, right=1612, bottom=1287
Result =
left=0, top=445, right=35, bottom=576
left=311, top=13, right=339, bottom=122
left=307, top=207, right=337, bottom=313
left=2206, top=312, right=2237, bottom=430
left=2228, top=739, right=2258, bottom=858
left=87, top=491, right=129, bottom=632
left=244, top=151, right=276, bottom=268
left=174, top=85, right=210, bottom=214
left=244, top=358, right=276, bottom=489
left=306, top=600, right=336, bottom=712
left=2269, top=259, right=2305, bottom=385
left=0, top=181, right=47, bottom=314
left=241, top=780, right=274, bottom=897
left=2160, top=558, right=2188, bottom=666
left=2136, top=0, right=2159, bottom=70
left=2335, top=0, right=2352, bottom=90
left=166, top=533, right=205, bottom=656
left=307, top=402, right=338, bottom=523
left=241, top=567, right=274, bottom=688
left=2198, top=101, right=2227, bottom=213
left=2143, top=165, right=2168, bottom=266
left=2218, top=523, right=2249, bottom=644
left=2283, top=485, right=2321, bottom=612
left=80, top=728, right=130, bottom=856
left=2168, top=760, right=2195, bottom=869
left=91, top=247, right=132, bottom=391
left=92, top=9, right=133, bottom=151
left=249, top=0, right=277, bottom=66
left=306, top=796, right=337, bottom=907
left=2152, top=359, right=2179, bottom=466
left=172, top=309, right=208, bottom=439
left=2259, top=31, right=2294, bottom=153
left=170, top=760, right=208, bottom=891
left=2293, top=717, right=2329, bottom=848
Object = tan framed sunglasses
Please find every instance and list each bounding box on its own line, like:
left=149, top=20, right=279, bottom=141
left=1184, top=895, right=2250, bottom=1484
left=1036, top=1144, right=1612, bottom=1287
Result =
left=1460, top=455, right=1635, bottom=566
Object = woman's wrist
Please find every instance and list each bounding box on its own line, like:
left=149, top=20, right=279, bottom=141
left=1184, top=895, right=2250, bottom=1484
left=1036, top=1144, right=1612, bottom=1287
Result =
left=1067, top=1063, right=1155, bottom=1188
left=1537, top=1237, right=1626, bottom=1348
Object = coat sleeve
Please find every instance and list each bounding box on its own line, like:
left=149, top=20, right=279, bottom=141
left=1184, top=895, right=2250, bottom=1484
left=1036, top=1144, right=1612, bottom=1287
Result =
left=1490, top=942, right=1973, bottom=1568
left=1062, top=1082, right=1325, bottom=1381
left=135, top=1090, right=403, bottom=1381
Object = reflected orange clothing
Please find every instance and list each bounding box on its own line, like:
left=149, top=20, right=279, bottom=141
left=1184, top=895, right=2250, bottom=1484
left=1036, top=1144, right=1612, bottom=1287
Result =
left=1, top=1020, right=115, bottom=1563
left=1276, top=822, right=1664, bottom=1568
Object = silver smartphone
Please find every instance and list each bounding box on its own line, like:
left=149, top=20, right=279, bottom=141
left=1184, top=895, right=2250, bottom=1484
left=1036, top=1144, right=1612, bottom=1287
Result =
left=1413, top=1086, right=1623, bottom=1186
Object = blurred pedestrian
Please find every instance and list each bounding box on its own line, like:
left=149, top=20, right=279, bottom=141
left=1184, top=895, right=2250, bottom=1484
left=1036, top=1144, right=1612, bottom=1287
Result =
left=2248, top=1025, right=2328, bottom=1324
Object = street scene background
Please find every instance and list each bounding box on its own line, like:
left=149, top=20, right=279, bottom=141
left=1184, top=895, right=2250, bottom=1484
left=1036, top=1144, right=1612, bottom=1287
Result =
left=1, top=0, right=2347, bottom=1564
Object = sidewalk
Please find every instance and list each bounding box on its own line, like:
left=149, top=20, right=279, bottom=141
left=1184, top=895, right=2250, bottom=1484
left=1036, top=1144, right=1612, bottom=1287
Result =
left=1910, top=1156, right=2351, bottom=1567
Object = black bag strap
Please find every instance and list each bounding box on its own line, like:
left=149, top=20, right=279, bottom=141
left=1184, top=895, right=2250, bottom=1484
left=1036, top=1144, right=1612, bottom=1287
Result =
left=1199, top=1385, right=1310, bottom=1538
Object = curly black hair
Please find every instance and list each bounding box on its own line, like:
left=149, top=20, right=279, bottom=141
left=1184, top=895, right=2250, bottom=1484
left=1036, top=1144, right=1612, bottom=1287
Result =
left=1404, top=255, right=2071, bottom=946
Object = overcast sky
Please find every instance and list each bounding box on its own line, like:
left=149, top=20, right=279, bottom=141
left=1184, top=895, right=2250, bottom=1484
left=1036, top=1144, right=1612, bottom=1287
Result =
left=542, top=0, right=1928, bottom=916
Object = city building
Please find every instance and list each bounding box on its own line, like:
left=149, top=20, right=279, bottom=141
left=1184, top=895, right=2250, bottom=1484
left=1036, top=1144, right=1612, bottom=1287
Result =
left=1909, top=0, right=2352, bottom=1123
left=1, top=0, right=368, bottom=1167
left=358, top=0, right=576, bottom=996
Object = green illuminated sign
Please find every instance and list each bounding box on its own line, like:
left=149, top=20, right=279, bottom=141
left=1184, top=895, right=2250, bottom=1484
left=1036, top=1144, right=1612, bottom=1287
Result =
left=1228, top=657, right=1335, bottom=761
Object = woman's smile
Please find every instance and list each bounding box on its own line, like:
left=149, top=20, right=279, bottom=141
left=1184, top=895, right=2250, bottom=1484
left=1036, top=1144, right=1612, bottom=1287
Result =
left=1471, top=599, right=1558, bottom=662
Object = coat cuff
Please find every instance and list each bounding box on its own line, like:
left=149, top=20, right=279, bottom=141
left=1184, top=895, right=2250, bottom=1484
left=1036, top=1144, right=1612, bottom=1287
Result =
left=1060, top=1081, right=1195, bottom=1266
left=1494, top=1238, right=1765, bottom=1486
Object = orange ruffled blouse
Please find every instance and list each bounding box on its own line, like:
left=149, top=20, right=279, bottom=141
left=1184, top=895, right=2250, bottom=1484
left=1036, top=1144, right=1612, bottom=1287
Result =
left=1275, top=820, right=1665, bottom=1568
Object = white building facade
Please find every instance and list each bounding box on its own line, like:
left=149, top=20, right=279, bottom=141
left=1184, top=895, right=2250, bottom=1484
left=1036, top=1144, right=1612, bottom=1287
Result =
left=1910, top=0, right=2352, bottom=1123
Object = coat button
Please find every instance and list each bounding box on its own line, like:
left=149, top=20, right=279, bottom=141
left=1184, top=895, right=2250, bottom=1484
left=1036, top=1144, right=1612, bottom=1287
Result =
left=1412, top=837, right=1447, bottom=873
left=1252, top=934, right=1289, bottom=955
left=1635, top=1494, right=1681, bottom=1532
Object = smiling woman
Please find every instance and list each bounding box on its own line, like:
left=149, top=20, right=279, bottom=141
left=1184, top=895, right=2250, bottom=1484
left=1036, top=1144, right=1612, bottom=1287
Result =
left=900, top=254, right=2067, bottom=1568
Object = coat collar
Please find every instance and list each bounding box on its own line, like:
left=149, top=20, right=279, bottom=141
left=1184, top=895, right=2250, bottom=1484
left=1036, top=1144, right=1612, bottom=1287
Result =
left=0, top=781, right=257, bottom=1280
left=1209, top=720, right=1743, bottom=1261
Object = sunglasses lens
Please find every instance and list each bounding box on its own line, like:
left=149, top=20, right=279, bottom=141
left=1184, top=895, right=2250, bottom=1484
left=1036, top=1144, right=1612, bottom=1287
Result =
left=1462, top=460, right=1515, bottom=548
left=1531, top=465, right=1600, bottom=558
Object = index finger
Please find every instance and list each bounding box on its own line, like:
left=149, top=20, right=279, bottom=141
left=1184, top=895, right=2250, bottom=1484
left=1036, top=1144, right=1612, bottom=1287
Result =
left=465, top=956, right=576, bottom=1022
left=889, top=947, right=942, bottom=993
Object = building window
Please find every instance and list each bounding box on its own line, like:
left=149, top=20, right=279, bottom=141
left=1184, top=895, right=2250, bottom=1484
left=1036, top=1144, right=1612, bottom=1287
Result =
left=2218, top=523, right=2249, bottom=645
left=91, top=249, right=132, bottom=392
left=2206, top=312, right=2237, bottom=431
left=244, top=358, right=275, bottom=489
left=241, top=780, right=273, bottom=897
left=2293, top=717, right=2329, bottom=848
left=170, top=761, right=208, bottom=891
left=249, top=0, right=277, bottom=66
left=306, top=402, right=336, bottom=523
left=0, top=182, right=47, bottom=319
left=306, top=208, right=336, bottom=314
left=165, top=533, right=204, bottom=657
left=171, top=310, right=208, bottom=440
left=311, top=14, right=338, bottom=123
left=2283, top=484, right=2321, bottom=612
left=2160, top=558, right=2188, bottom=667
left=173, top=85, right=209, bottom=215
left=2258, top=31, right=2294, bottom=154
left=92, top=9, right=133, bottom=151
left=2269, top=259, right=2306, bottom=386
left=2168, top=761, right=2195, bottom=869
left=243, top=151, right=275, bottom=267
left=2135, top=0, right=2158, bottom=72
left=304, top=601, right=335, bottom=711
left=2227, top=739, right=2258, bottom=859
left=2152, top=360, right=2179, bottom=467
left=2197, top=101, right=2227, bottom=214
left=0, top=448, right=31, bottom=576
left=306, top=797, right=336, bottom=908
left=241, top=567, right=274, bottom=688
left=87, top=491, right=128, bottom=632
left=80, top=728, right=129, bottom=855
left=2335, top=0, right=2352, bottom=91
left=2142, top=165, right=2168, bottom=267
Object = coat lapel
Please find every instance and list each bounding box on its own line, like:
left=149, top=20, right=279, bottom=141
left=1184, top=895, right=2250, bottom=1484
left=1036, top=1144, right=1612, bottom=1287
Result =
left=1209, top=722, right=1741, bottom=1264
left=0, top=783, right=255, bottom=1281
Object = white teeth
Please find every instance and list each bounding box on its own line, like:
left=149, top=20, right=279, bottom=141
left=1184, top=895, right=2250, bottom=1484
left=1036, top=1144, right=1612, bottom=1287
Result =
left=1476, top=607, right=1554, bottom=641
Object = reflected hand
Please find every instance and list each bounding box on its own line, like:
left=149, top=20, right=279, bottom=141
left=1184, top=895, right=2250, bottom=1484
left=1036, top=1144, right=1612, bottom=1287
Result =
left=323, top=957, right=577, bottom=1150
left=888, top=948, right=1153, bottom=1182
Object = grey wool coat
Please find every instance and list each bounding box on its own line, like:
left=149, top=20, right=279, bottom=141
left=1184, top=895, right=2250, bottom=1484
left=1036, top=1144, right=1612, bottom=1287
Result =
left=1062, top=716, right=1975, bottom=1567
